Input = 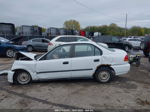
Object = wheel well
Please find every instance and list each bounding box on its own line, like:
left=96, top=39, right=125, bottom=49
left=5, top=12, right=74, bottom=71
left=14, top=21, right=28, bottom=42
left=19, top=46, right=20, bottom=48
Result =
left=13, top=69, right=31, bottom=81
left=6, top=47, right=14, bottom=51
left=93, top=65, right=115, bottom=77
left=27, top=45, right=33, bottom=48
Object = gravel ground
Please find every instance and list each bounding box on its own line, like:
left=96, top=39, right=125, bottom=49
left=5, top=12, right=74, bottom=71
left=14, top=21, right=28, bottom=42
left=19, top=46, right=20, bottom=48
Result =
left=0, top=51, right=150, bottom=111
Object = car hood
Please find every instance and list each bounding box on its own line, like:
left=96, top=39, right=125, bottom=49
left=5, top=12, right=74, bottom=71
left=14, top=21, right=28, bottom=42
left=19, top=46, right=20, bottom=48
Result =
left=18, top=52, right=37, bottom=60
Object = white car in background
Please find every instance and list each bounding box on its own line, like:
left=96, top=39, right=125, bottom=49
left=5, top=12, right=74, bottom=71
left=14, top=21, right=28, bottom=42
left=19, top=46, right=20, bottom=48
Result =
left=123, top=38, right=141, bottom=49
left=47, top=35, right=108, bottom=51
left=7, top=42, right=130, bottom=85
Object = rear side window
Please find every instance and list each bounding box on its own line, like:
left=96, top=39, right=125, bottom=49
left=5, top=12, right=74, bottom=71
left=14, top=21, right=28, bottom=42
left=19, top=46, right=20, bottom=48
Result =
left=42, top=39, right=49, bottom=43
left=77, top=37, right=89, bottom=41
left=32, top=39, right=42, bottom=42
left=74, top=44, right=102, bottom=57
left=56, top=37, right=76, bottom=42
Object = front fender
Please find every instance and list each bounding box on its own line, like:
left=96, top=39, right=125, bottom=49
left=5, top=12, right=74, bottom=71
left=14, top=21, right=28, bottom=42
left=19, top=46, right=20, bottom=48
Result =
left=11, top=66, right=38, bottom=81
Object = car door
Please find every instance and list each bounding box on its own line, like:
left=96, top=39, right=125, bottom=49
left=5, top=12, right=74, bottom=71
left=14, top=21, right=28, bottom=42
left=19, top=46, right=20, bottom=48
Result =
left=36, top=45, right=72, bottom=80
left=71, top=44, right=102, bottom=78
left=110, top=37, right=123, bottom=49
left=41, top=39, right=49, bottom=51
left=32, top=38, right=43, bottom=50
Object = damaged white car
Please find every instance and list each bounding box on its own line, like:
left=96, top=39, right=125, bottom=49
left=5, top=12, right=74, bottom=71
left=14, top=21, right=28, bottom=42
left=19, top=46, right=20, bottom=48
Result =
left=8, top=42, right=130, bottom=85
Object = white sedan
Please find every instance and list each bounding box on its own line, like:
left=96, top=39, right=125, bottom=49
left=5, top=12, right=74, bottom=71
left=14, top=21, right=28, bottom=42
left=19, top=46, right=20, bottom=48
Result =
left=8, top=42, right=130, bottom=85
left=47, top=35, right=108, bottom=51
left=123, top=38, right=141, bottom=49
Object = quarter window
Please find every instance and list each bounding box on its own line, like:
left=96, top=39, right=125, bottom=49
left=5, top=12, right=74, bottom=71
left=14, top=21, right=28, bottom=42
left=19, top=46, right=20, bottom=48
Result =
left=95, top=47, right=101, bottom=56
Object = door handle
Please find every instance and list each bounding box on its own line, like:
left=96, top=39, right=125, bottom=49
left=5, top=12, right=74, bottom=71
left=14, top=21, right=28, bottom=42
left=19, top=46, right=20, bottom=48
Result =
left=94, top=59, right=100, bottom=62
left=63, top=61, right=69, bottom=64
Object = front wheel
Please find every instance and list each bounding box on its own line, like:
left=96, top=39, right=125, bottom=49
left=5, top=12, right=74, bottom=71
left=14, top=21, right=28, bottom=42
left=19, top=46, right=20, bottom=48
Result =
left=6, top=49, right=15, bottom=58
left=14, top=71, right=32, bottom=85
left=94, top=67, right=114, bottom=83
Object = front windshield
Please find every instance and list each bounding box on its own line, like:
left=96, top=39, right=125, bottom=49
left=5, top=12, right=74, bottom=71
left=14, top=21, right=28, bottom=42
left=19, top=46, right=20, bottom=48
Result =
left=35, top=54, right=44, bottom=60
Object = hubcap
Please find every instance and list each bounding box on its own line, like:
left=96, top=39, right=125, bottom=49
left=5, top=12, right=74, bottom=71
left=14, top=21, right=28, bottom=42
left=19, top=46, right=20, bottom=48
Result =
left=125, top=46, right=129, bottom=51
left=98, top=71, right=110, bottom=82
left=17, top=72, right=30, bottom=84
left=6, top=49, right=14, bottom=57
left=28, top=46, right=33, bottom=51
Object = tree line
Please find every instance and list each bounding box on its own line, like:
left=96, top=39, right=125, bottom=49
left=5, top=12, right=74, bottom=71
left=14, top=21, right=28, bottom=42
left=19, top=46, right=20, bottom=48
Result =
left=63, top=20, right=150, bottom=37
left=84, top=23, right=150, bottom=37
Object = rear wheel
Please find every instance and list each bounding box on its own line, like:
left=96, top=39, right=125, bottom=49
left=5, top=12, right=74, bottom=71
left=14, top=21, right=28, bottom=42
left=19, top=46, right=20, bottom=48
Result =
left=14, top=71, right=32, bottom=85
left=6, top=49, right=15, bottom=58
left=143, top=50, right=149, bottom=57
left=124, top=46, right=129, bottom=52
left=94, top=67, right=114, bottom=83
left=27, top=45, right=33, bottom=52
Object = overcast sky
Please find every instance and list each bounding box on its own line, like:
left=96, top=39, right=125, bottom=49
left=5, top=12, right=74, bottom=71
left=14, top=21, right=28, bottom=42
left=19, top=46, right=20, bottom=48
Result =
left=0, top=0, right=150, bottom=28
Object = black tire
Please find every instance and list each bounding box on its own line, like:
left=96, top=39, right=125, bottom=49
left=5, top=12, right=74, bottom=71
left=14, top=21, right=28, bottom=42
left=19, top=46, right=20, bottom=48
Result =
left=143, top=50, right=149, bottom=57
left=94, top=67, right=114, bottom=83
left=27, top=45, right=33, bottom=52
left=136, top=60, right=140, bottom=67
left=14, top=70, right=32, bottom=85
left=6, top=49, right=15, bottom=58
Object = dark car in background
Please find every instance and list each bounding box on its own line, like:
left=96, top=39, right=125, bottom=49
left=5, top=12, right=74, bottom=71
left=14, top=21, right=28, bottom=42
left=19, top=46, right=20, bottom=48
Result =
left=22, top=38, right=51, bottom=52
left=141, top=36, right=150, bottom=57
left=0, top=37, right=26, bottom=58
left=93, top=36, right=133, bottom=52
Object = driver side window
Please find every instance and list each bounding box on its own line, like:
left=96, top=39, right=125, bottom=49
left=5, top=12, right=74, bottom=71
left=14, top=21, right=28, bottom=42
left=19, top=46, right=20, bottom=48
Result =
left=41, top=45, right=71, bottom=60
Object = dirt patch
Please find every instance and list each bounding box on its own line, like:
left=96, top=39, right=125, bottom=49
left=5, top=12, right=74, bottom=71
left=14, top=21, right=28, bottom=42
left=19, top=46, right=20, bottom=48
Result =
left=136, top=98, right=150, bottom=106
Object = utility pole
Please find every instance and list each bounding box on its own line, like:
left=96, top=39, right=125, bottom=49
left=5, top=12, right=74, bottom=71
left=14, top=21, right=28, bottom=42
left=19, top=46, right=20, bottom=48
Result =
left=125, top=13, right=128, bottom=37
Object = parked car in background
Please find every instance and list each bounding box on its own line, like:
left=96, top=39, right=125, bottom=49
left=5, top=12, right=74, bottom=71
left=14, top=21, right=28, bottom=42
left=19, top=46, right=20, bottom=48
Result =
left=141, top=36, right=150, bottom=57
left=7, top=42, right=130, bottom=85
left=93, top=36, right=133, bottom=52
left=124, top=38, right=141, bottom=49
left=47, top=35, right=108, bottom=51
left=22, top=38, right=51, bottom=52
left=0, top=37, right=26, bottom=58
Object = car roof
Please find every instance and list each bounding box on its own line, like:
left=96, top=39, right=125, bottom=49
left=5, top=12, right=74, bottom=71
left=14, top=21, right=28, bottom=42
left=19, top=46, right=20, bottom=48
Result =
left=57, top=41, right=96, bottom=45
left=51, top=35, right=89, bottom=41
left=56, top=35, right=86, bottom=37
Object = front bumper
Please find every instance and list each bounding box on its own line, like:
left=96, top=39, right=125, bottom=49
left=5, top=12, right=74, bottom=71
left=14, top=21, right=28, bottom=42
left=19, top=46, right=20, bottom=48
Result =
left=7, top=70, right=15, bottom=83
left=111, top=63, right=130, bottom=75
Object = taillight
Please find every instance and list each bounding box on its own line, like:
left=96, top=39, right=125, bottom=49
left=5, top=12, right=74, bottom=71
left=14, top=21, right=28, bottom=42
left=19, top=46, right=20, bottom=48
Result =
left=48, top=42, right=53, bottom=46
left=124, top=55, right=129, bottom=62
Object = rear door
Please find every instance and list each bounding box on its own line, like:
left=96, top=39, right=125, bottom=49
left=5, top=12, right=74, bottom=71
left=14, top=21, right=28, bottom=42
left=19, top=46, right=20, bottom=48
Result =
left=41, top=39, right=49, bottom=51
left=71, top=44, right=102, bottom=78
left=32, top=38, right=42, bottom=50
left=109, top=37, right=123, bottom=49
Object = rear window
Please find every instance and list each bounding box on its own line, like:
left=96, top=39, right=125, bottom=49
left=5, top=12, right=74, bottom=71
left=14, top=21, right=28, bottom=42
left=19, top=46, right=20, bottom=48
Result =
left=56, top=37, right=76, bottom=42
